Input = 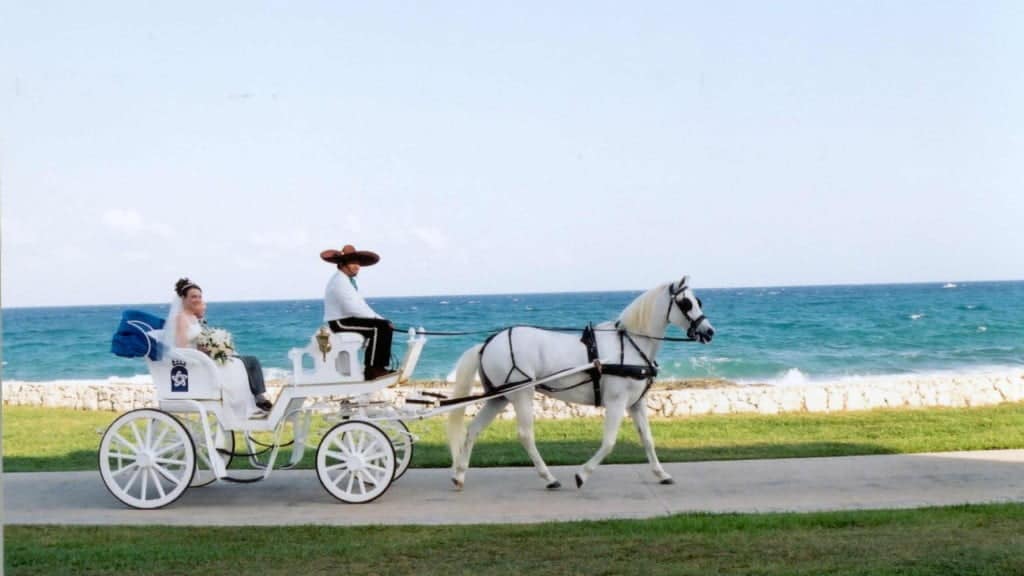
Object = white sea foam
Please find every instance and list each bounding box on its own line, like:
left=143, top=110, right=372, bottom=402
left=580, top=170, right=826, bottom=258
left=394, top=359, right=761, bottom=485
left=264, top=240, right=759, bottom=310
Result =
left=736, top=365, right=1024, bottom=389
left=909, top=313, right=925, bottom=320
left=977, top=325, right=988, bottom=332
left=264, top=367, right=293, bottom=381
left=3, top=374, right=156, bottom=387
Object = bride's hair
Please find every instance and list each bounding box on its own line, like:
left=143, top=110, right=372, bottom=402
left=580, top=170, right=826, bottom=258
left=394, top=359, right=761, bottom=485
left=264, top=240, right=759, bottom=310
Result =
left=175, top=278, right=202, bottom=298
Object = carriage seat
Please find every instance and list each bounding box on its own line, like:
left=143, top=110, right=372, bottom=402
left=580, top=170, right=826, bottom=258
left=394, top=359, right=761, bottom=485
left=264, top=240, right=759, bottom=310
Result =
left=288, top=328, right=366, bottom=385
left=146, top=345, right=229, bottom=401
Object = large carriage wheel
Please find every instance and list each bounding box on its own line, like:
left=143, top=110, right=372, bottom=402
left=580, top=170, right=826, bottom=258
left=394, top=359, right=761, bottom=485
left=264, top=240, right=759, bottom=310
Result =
left=175, top=413, right=235, bottom=487
left=378, top=420, right=414, bottom=480
left=99, top=409, right=196, bottom=509
left=316, top=421, right=395, bottom=503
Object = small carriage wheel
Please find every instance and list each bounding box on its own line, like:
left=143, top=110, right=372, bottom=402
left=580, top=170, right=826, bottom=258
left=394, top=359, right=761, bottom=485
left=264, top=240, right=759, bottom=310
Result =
left=175, top=413, right=235, bottom=488
left=316, top=421, right=395, bottom=504
left=98, top=409, right=196, bottom=509
left=377, top=420, right=414, bottom=480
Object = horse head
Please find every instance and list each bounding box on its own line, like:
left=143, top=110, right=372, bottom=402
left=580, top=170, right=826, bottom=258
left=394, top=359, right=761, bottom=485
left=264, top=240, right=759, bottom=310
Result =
left=668, top=276, right=715, bottom=343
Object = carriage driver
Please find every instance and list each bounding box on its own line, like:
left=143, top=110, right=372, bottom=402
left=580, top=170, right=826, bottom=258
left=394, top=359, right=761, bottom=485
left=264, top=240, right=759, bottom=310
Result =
left=321, top=245, right=395, bottom=380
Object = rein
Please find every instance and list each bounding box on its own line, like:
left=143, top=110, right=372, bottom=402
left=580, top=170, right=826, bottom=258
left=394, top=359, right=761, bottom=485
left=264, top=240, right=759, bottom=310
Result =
left=394, top=324, right=696, bottom=342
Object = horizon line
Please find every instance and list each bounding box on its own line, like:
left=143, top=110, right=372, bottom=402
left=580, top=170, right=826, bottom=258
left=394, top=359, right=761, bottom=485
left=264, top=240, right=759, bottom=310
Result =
left=3, top=277, right=1021, bottom=311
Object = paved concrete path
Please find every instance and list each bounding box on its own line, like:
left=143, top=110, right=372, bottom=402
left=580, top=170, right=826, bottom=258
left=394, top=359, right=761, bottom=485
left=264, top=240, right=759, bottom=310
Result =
left=4, top=450, right=1023, bottom=526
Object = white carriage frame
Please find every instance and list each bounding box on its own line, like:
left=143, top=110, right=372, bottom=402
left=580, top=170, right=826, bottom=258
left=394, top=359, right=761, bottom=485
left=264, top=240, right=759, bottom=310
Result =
left=99, top=321, right=426, bottom=508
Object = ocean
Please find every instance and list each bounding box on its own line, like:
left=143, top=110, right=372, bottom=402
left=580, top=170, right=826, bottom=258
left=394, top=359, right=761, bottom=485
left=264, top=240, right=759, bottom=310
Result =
left=2, top=281, right=1022, bottom=386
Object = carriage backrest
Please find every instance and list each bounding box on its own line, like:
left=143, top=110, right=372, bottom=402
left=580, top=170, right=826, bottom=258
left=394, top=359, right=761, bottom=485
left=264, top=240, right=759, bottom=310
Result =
left=147, top=347, right=225, bottom=400
left=288, top=329, right=366, bottom=385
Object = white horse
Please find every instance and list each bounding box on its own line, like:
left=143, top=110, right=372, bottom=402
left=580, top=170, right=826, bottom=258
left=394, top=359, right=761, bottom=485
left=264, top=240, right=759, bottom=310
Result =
left=447, top=276, right=715, bottom=490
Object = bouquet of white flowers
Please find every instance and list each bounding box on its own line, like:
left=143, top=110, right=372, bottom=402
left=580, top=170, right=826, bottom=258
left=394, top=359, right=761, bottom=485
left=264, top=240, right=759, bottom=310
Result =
left=196, top=327, right=235, bottom=365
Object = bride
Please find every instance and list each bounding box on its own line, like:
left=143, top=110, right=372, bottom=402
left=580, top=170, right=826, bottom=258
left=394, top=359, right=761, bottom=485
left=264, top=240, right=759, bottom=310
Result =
left=164, top=278, right=273, bottom=412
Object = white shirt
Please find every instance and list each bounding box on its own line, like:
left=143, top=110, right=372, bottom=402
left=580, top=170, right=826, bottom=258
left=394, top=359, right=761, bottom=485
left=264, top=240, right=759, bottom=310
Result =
left=323, top=272, right=381, bottom=321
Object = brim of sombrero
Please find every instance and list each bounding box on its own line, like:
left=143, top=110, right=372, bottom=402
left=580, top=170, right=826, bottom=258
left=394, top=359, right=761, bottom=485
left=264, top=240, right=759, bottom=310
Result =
left=320, top=250, right=380, bottom=266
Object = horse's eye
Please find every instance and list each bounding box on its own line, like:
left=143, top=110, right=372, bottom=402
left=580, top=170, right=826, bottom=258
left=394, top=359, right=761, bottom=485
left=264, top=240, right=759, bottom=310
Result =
left=680, top=299, right=693, bottom=312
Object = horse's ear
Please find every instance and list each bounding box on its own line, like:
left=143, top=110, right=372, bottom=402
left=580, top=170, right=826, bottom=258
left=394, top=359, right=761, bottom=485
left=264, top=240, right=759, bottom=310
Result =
left=678, top=275, right=690, bottom=290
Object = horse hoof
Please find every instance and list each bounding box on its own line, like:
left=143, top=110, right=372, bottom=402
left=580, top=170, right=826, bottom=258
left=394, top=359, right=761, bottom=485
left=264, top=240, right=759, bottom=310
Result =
left=660, top=477, right=675, bottom=485
left=575, top=474, right=584, bottom=489
left=451, top=478, right=464, bottom=491
left=546, top=481, right=561, bottom=490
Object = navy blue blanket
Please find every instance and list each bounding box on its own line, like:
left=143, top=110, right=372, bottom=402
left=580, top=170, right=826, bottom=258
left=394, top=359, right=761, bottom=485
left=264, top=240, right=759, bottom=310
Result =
left=111, top=310, right=165, bottom=361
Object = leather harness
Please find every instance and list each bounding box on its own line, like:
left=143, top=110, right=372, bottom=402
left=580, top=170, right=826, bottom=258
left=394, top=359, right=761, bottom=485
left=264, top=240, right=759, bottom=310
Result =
left=480, top=324, right=658, bottom=407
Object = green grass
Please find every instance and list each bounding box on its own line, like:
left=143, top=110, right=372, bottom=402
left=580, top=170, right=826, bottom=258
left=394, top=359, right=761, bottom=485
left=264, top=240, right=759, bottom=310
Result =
left=6, top=504, right=1024, bottom=575
left=4, top=402, right=1024, bottom=472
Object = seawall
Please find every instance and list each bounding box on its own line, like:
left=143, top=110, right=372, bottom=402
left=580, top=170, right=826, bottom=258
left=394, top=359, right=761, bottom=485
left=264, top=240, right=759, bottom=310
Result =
left=4, top=371, right=1023, bottom=417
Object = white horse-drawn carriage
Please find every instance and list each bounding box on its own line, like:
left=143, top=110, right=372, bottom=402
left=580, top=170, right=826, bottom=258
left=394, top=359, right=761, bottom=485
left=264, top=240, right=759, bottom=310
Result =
left=100, top=324, right=427, bottom=508
left=101, top=277, right=714, bottom=509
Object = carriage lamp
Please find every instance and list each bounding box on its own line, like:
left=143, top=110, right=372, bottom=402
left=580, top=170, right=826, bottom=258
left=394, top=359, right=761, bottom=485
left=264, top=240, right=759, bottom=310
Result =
left=316, top=325, right=332, bottom=362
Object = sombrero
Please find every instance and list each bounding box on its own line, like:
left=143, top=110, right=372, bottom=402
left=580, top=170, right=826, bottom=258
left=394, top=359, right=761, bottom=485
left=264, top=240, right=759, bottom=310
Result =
left=320, top=244, right=380, bottom=266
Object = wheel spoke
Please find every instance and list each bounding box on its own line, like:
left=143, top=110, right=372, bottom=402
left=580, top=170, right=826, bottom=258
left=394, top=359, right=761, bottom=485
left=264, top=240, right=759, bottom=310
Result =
left=111, top=462, right=140, bottom=478
left=154, top=457, right=186, bottom=467
left=325, top=462, right=349, bottom=472
left=362, top=449, right=389, bottom=462
left=324, top=449, right=347, bottom=462
left=111, top=434, right=139, bottom=454
left=364, top=463, right=389, bottom=475
left=140, top=466, right=150, bottom=500
left=151, top=421, right=170, bottom=451
left=331, top=469, right=350, bottom=488
left=106, top=452, right=137, bottom=462
left=150, top=469, right=167, bottom=499
left=155, top=441, right=186, bottom=457
left=122, top=467, right=143, bottom=493
left=153, top=462, right=181, bottom=484
left=145, top=419, right=153, bottom=449
left=130, top=421, right=145, bottom=450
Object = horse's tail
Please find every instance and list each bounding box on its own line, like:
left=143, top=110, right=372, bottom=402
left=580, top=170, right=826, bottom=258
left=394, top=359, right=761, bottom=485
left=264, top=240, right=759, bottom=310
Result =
left=447, top=343, right=483, bottom=465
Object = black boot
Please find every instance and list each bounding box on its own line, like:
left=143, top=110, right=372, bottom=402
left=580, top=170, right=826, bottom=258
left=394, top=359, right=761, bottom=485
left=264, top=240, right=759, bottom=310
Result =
left=255, top=394, right=272, bottom=411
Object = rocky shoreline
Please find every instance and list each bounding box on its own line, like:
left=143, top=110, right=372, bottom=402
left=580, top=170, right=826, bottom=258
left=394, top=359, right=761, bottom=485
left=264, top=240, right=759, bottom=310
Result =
left=4, top=371, right=1022, bottom=418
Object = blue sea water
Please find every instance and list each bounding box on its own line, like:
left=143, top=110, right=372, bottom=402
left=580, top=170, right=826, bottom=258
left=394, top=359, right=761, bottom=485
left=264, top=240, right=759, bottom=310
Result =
left=2, top=281, right=1022, bottom=384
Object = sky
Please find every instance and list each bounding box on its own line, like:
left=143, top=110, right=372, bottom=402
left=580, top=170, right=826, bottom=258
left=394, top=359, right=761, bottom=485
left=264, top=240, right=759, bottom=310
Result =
left=2, top=1, right=1022, bottom=308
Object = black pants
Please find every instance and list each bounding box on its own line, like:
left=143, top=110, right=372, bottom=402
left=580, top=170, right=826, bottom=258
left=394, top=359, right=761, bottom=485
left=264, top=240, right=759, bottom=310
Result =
left=328, top=317, right=393, bottom=374
left=238, top=355, right=266, bottom=397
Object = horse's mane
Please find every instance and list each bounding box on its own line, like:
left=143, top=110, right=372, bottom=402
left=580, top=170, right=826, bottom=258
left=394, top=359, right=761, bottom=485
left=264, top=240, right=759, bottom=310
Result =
left=617, top=284, right=666, bottom=334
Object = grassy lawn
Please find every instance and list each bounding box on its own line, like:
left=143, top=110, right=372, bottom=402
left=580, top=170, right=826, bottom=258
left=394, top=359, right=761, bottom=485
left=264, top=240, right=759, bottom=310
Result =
left=3, top=402, right=1023, bottom=472
left=6, top=504, right=1024, bottom=575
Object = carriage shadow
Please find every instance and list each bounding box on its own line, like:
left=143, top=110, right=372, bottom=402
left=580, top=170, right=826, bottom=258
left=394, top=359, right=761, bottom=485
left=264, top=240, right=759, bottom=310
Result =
left=407, top=438, right=899, bottom=468
left=4, top=440, right=899, bottom=473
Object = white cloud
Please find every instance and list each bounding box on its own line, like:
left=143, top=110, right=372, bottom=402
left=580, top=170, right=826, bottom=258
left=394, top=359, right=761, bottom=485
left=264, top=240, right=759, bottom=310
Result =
left=102, top=209, right=145, bottom=235
left=411, top=227, right=448, bottom=251
left=247, top=228, right=309, bottom=250
left=1, top=214, right=39, bottom=246
left=123, top=250, right=151, bottom=263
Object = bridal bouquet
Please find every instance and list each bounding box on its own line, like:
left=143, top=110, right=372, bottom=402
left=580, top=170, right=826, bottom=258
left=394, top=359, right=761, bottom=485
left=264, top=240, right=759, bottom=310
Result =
left=196, top=327, right=235, bottom=365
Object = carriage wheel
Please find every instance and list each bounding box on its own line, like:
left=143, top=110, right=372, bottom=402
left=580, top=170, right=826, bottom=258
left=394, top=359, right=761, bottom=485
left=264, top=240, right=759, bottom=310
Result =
left=176, top=413, right=235, bottom=487
left=378, top=420, right=414, bottom=480
left=99, top=409, right=196, bottom=509
left=316, top=421, right=395, bottom=503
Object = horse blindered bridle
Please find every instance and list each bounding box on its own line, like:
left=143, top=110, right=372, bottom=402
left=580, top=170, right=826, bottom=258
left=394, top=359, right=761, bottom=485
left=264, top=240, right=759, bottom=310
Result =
left=667, top=282, right=706, bottom=341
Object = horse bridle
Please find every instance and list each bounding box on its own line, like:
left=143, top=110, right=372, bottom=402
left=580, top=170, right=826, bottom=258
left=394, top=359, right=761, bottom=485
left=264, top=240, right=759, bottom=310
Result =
left=667, top=283, right=706, bottom=340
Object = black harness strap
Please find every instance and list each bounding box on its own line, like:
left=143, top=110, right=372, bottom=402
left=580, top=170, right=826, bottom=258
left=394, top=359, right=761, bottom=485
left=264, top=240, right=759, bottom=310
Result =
left=479, top=327, right=533, bottom=393
left=581, top=324, right=603, bottom=407
left=619, top=329, right=659, bottom=404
